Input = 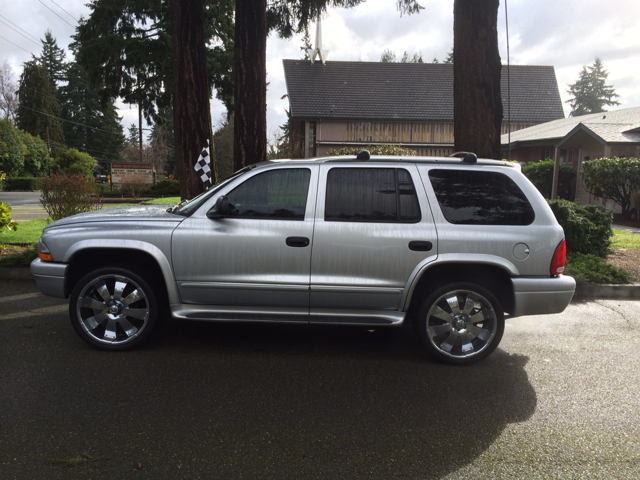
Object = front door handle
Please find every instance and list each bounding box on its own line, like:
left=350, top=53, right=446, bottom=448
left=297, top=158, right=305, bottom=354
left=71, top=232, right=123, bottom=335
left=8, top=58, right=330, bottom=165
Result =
left=286, top=236, right=310, bottom=248
left=409, top=241, right=433, bottom=252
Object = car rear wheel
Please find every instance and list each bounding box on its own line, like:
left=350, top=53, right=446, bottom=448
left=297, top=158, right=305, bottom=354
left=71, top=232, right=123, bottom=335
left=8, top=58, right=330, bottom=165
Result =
left=69, top=266, right=159, bottom=350
left=416, top=283, right=504, bottom=365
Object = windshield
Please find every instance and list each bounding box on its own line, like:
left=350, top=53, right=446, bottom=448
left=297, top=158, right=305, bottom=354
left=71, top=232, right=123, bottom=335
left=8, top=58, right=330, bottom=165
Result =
left=167, top=166, right=255, bottom=216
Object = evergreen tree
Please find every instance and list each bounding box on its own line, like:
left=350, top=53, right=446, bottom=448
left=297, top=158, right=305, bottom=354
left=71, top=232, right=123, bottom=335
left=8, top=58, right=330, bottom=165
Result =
left=444, top=49, right=454, bottom=64
left=33, top=30, right=67, bottom=87
left=380, top=49, right=397, bottom=62
left=453, top=0, right=502, bottom=159
left=232, top=0, right=423, bottom=171
left=16, top=61, right=64, bottom=150
left=566, top=58, right=620, bottom=116
left=58, top=61, right=124, bottom=170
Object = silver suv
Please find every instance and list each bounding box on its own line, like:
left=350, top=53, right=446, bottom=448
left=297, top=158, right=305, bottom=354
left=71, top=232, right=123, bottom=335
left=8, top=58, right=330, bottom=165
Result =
left=31, top=153, right=576, bottom=364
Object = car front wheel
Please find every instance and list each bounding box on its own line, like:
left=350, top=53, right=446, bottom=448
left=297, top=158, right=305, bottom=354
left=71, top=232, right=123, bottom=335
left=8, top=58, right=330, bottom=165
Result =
left=416, top=283, right=504, bottom=365
left=69, top=266, right=159, bottom=350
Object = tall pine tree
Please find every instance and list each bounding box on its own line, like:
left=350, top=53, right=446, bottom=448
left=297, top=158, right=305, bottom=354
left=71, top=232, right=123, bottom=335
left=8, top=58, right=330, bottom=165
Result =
left=58, top=61, right=124, bottom=170
left=566, top=58, right=620, bottom=116
left=453, top=0, right=502, bottom=159
left=16, top=62, right=64, bottom=151
left=33, top=30, right=67, bottom=88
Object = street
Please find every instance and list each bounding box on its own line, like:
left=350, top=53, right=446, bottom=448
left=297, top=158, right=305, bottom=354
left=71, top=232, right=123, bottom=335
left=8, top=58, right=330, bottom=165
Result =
left=0, top=191, right=48, bottom=221
left=0, top=279, right=639, bottom=479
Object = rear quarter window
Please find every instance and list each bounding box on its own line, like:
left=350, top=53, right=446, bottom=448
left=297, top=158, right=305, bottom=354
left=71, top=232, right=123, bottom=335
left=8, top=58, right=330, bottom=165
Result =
left=428, top=169, right=535, bottom=225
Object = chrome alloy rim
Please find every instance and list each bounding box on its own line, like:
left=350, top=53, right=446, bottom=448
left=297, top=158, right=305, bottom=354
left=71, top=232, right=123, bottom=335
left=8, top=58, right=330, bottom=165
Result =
left=425, top=289, right=498, bottom=359
left=76, top=274, right=150, bottom=345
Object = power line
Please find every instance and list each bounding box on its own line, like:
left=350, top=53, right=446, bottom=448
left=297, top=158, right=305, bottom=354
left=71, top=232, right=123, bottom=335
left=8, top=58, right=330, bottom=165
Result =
left=48, top=0, right=78, bottom=22
left=19, top=104, right=124, bottom=136
left=38, top=0, right=75, bottom=28
left=0, top=35, right=33, bottom=55
left=0, top=16, right=40, bottom=44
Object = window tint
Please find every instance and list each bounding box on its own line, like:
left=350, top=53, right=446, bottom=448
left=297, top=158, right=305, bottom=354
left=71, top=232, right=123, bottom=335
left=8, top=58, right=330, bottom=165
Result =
left=325, top=168, right=421, bottom=223
left=226, top=168, right=311, bottom=220
left=428, top=169, right=534, bottom=225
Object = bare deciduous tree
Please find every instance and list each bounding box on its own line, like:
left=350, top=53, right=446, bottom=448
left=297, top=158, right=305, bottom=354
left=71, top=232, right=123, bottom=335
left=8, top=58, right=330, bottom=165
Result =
left=0, top=61, right=19, bottom=122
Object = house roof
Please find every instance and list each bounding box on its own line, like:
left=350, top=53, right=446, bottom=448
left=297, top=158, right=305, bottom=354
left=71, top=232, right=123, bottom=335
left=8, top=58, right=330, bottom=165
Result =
left=283, top=59, right=564, bottom=123
left=501, top=107, right=640, bottom=147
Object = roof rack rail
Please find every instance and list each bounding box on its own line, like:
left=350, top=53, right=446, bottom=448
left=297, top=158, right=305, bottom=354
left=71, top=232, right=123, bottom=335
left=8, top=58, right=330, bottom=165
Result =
left=448, top=151, right=478, bottom=164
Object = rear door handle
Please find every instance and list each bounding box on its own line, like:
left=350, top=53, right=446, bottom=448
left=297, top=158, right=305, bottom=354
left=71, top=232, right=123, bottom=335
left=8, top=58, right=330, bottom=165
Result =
left=409, top=241, right=433, bottom=252
left=286, top=236, right=310, bottom=248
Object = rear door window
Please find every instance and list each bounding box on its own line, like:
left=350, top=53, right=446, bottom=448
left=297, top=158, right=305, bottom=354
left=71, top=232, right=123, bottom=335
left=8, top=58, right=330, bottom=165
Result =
left=428, top=169, right=535, bottom=225
left=325, top=168, right=421, bottom=223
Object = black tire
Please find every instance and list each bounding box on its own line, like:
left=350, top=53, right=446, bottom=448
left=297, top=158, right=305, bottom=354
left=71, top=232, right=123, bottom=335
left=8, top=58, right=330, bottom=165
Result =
left=69, top=266, right=160, bottom=351
left=415, top=282, right=504, bottom=365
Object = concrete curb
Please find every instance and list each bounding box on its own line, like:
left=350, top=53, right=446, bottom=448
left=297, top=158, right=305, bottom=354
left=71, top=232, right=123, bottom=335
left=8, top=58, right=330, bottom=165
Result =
left=1, top=267, right=639, bottom=300
left=573, top=283, right=640, bottom=300
left=0, top=267, right=33, bottom=280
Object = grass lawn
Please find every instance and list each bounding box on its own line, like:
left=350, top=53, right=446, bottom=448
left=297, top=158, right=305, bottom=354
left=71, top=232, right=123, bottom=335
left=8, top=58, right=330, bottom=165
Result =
left=143, top=197, right=180, bottom=204
left=0, top=217, right=50, bottom=244
left=611, top=230, right=640, bottom=249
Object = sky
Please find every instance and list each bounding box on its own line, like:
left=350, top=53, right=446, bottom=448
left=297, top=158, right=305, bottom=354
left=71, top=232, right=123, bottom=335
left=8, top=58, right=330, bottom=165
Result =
left=2, top=0, right=640, bottom=145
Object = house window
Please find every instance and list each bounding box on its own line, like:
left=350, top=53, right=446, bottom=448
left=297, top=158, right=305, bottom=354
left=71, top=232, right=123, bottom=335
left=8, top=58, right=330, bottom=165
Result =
left=543, top=146, right=554, bottom=160
left=559, top=149, right=574, bottom=164
left=308, top=122, right=316, bottom=157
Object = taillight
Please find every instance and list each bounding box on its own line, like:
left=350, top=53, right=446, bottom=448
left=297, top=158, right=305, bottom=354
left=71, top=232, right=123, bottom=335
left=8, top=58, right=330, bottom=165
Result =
left=550, top=239, right=566, bottom=275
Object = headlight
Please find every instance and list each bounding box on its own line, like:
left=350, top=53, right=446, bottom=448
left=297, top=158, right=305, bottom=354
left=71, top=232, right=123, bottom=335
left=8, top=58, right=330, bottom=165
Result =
left=37, top=238, right=53, bottom=262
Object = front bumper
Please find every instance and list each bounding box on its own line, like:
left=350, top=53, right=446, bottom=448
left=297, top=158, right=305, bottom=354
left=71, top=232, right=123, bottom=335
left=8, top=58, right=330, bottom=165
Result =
left=511, top=275, right=576, bottom=317
left=30, top=258, right=69, bottom=298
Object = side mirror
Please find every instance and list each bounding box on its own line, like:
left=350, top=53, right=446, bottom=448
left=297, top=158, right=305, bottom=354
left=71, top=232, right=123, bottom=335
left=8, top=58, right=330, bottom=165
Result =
left=206, top=195, right=229, bottom=219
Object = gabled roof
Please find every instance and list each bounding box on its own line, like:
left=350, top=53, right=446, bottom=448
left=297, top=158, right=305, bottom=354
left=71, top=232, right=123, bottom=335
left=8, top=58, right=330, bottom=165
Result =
left=501, top=107, right=640, bottom=147
left=283, top=59, right=564, bottom=123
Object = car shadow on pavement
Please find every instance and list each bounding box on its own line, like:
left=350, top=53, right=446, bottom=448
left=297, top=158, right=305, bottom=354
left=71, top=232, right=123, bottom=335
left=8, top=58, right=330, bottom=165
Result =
left=1, top=305, right=537, bottom=479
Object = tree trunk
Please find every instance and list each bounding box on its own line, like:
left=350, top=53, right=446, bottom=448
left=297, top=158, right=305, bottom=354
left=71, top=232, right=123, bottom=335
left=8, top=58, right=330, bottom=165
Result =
left=453, top=0, right=503, bottom=159
left=171, top=0, right=214, bottom=200
left=233, top=0, right=267, bottom=171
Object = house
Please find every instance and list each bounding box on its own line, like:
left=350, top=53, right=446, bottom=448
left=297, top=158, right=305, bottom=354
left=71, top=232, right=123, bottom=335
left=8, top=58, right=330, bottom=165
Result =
left=283, top=59, right=564, bottom=158
left=501, top=106, right=640, bottom=204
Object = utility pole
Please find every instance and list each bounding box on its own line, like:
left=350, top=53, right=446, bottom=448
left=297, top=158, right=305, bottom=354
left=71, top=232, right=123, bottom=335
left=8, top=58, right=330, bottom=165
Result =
left=46, top=126, right=51, bottom=176
left=138, top=105, right=143, bottom=163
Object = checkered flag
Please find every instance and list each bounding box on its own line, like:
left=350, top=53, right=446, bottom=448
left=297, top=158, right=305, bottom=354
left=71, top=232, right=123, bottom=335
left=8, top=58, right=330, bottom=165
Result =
left=194, top=139, right=211, bottom=188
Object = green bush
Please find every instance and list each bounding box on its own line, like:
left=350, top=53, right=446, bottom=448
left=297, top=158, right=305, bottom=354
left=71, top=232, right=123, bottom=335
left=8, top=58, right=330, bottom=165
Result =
left=1, top=202, right=18, bottom=231
left=581, top=157, right=640, bottom=219
left=328, top=144, right=417, bottom=156
left=548, top=199, right=613, bottom=256
left=147, top=179, right=180, bottom=195
left=522, top=159, right=574, bottom=199
left=565, top=253, right=631, bottom=284
left=119, top=174, right=152, bottom=199
left=40, top=174, right=102, bottom=221
left=3, top=177, right=42, bottom=191
left=51, top=148, right=95, bottom=177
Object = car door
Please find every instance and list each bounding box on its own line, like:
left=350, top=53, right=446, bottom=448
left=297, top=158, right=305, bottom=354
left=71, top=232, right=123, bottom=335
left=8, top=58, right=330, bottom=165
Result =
left=171, top=166, right=318, bottom=313
left=309, top=163, right=438, bottom=320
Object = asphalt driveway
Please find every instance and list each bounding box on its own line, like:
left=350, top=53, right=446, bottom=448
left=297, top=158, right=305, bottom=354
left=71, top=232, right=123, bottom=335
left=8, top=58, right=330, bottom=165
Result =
left=0, top=279, right=638, bottom=479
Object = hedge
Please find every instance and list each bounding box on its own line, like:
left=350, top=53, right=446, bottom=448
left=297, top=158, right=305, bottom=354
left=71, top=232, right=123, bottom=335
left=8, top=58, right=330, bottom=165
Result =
left=548, top=199, right=612, bottom=257
left=2, top=177, right=42, bottom=191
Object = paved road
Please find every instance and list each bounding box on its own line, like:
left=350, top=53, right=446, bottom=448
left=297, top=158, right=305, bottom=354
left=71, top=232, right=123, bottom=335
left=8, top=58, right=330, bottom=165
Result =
left=0, top=191, right=48, bottom=221
left=0, top=280, right=639, bottom=479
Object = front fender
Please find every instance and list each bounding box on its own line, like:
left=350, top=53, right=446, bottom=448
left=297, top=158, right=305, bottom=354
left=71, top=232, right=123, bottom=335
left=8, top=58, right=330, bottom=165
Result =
left=64, top=239, right=180, bottom=305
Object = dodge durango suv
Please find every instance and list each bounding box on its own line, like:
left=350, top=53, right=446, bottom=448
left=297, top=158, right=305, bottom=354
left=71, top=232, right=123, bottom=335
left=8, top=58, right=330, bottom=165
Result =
left=31, top=152, right=576, bottom=365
